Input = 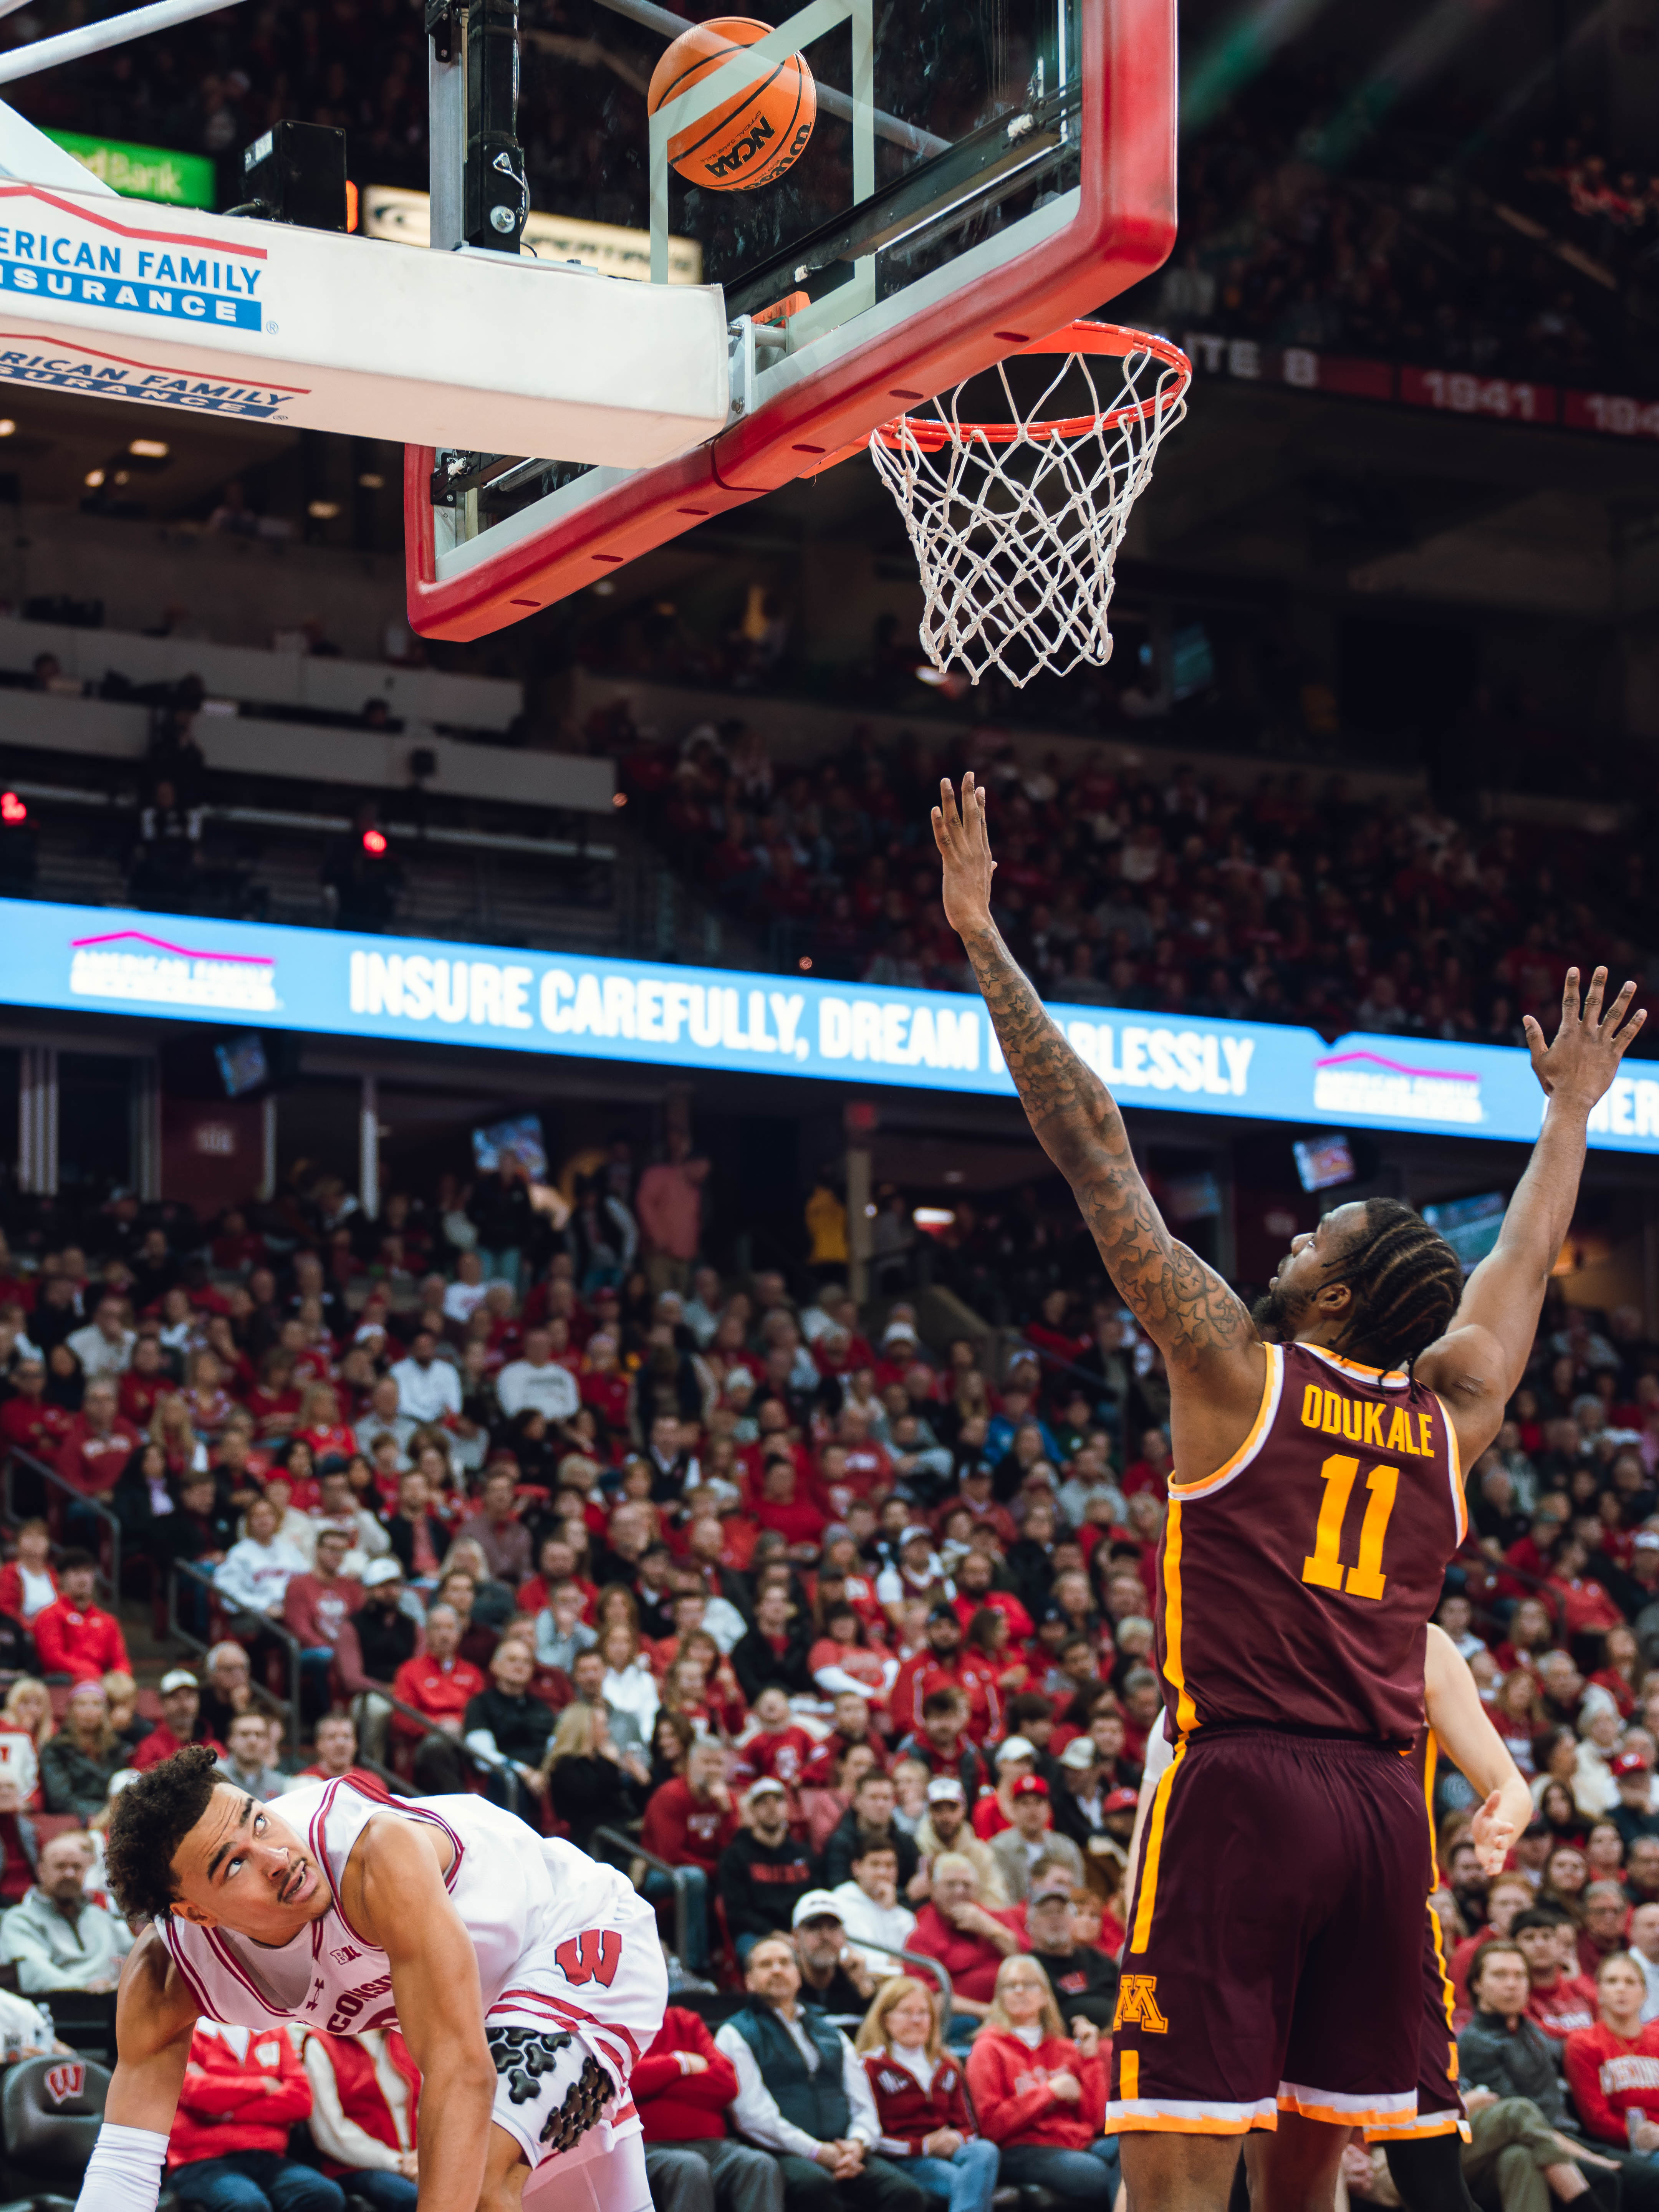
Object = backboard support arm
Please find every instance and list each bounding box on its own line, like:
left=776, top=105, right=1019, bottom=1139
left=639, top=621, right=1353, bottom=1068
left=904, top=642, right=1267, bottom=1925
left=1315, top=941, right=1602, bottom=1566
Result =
left=427, top=0, right=466, bottom=251
left=0, top=0, right=257, bottom=85
left=465, top=0, right=527, bottom=251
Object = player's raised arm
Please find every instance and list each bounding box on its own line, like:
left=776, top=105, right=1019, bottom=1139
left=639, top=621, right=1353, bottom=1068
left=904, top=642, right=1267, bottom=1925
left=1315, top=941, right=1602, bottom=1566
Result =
left=1417, top=965, right=1644, bottom=1456
left=76, top=1932, right=196, bottom=2212
left=934, top=772, right=1259, bottom=1392
left=351, top=1816, right=495, bottom=2212
left=1422, top=1624, right=1532, bottom=1875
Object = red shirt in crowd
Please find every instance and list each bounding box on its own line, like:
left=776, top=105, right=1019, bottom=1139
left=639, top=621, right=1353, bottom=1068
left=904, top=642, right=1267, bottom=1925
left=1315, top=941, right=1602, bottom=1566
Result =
left=0, top=1396, right=70, bottom=1462
left=117, top=1371, right=173, bottom=1429
left=56, top=1413, right=142, bottom=1497
left=390, top=1652, right=485, bottom=1739
left=1564, top=2021, right=1659, bottom=2144
left=33, top=1595, right=130, bottom=1682
left=756, top=1495, right=829, bottom=1549
left=168, top=2022, right=313, bottom=2169
left=965, top=2029, right=1109, bottom=2151
left=862, top=2046, right=977, bottom=2155
left=634, top=2010, right=739, bottom=2143
left=283, top=1573, right=364, bottom=1651
left=905, top=1902, right=1023, bottom=2002
left=0, top=1561, right=54, bottom=1624
left=134, top=1722, right=226, bottom=1770
left=1527, top=1972, right=1600, bottom=2047
left=735, top=1722, right=819, bottom=1788
left=890, top=1652, right=1004, bottom=1745
left=305, top=2030, right=419, bottom=2178
left=639, top=1778, right=739, bottom=1875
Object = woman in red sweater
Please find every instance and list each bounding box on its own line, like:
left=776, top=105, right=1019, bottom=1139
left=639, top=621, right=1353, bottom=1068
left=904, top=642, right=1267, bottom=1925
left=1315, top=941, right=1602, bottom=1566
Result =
left=856, top=1977, right=1000, bottom=2212
left=1564, top=1952, right=1659, bottom=2150
left=965, top=1955, right=1116, bottom=2202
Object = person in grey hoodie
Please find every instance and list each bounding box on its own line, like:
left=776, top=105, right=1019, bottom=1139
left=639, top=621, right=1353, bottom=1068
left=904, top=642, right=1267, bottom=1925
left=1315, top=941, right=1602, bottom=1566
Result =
left=1, top=1831, right=132, bottom=1992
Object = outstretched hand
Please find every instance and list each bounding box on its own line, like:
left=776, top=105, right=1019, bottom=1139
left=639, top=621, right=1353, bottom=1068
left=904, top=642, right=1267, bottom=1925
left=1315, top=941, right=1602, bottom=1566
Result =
left=932, top=772, right=996, bottom=938
left=1523, top=966, right=1646, bottom=1110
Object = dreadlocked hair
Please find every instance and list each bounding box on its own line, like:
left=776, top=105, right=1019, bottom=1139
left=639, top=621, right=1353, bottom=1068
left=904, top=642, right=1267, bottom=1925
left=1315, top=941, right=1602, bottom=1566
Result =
left=1322, top=1197, right=1464, bottom=1376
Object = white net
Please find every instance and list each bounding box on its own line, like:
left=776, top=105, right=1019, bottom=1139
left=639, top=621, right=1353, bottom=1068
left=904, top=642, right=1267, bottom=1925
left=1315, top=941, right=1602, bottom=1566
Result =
left=868, top=321, right=1191, bottom=689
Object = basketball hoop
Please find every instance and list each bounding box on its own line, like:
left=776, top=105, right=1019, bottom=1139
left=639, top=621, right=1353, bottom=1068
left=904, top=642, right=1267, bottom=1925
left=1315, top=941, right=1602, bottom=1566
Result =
left=868, top=320, right=1191, bottom=690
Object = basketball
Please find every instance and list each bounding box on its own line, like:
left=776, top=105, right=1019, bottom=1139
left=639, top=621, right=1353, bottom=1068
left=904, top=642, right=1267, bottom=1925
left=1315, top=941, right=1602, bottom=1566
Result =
left=647, top=16, right=816, bottom=193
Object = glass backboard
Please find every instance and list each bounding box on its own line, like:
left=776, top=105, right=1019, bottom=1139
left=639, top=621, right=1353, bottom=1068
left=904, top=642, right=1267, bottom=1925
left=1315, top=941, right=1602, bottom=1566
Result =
left=406, top=0, right=1176, bottom=638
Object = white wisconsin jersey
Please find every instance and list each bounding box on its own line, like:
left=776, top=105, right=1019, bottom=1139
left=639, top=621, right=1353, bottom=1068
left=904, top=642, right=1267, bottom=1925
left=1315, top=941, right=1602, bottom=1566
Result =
left=156, top=1780, right=635, bottom=2040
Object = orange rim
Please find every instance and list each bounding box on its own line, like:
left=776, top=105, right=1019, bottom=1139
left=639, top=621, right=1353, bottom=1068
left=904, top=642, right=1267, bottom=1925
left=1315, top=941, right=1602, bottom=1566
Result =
left=871, top=320, right=1191, bottom=451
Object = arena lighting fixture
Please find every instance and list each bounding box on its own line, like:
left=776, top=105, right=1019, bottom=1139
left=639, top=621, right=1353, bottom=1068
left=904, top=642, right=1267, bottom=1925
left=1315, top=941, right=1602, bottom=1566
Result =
left=913, top=1207, right=956, bottom=1229
left=308, top=499, right=342, bottom=520
left=358, top=473, right=385, bottom=490
left=362, top=828, right=389, bottom=855
left=0, top=421, right=15, bottom=437
left=128, top=437, right=169, bottom=458
left=83, top=469, right=104, bottom=487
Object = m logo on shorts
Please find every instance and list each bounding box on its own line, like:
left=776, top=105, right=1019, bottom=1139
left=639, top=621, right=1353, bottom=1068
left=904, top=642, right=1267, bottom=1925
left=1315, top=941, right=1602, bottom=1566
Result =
left=43, top=2062, right=84, bottom=2106
left=555, top=1930, right=620, bottom=1988
left=1113, top=1975, right=1169, bottom=2033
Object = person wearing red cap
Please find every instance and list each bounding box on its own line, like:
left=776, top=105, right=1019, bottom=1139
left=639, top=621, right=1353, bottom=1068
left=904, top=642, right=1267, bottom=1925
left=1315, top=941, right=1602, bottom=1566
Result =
left=988, top=1777, right=1084, bottom=1904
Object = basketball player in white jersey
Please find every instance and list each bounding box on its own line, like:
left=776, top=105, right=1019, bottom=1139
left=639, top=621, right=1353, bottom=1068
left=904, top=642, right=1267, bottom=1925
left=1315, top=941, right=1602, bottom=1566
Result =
left=78, top=1749, right=666, bottom=2212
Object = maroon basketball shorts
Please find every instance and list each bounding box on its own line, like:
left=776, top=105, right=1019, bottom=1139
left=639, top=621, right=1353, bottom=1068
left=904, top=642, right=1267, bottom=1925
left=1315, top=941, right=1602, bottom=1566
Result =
left=1107, top=1728, right=1430, bottom=2136
left=1365, top=1904, right=1466, bottom=2144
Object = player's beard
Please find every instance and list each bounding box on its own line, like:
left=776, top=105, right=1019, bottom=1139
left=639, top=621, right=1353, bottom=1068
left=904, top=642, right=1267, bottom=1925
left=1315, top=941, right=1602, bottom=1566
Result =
left=1251, top=1281, right=1308, bottom=1342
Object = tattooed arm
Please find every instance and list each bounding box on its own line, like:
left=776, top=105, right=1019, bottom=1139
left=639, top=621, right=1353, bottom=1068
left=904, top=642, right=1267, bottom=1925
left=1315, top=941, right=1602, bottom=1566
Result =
left=933, top=776, right=1263, bottom=1434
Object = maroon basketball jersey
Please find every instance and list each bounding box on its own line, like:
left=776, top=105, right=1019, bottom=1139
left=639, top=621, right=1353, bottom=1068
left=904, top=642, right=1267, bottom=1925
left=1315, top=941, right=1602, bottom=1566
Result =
left=1154, top=1341, right=1467, bottom=1744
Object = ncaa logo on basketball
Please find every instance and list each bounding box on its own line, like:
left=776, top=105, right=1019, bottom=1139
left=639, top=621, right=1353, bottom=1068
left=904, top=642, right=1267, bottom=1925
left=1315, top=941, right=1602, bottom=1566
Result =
left=707, top=115, right=774, bottom=180
left=43, top=2062, right=84, bottom=2106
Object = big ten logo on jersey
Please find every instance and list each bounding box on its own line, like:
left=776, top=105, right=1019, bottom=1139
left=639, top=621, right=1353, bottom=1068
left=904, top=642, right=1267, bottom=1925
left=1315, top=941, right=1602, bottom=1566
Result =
left=326, top=1975, right=393, bottom=2035
left=1113, top=1976, right=1168, bottom=2033
left=555, top=1930, right=620, bottom=1989
left=43, top=2061, right=84, bottom=2106
left=1299, top=1384, right=1435, bottom=1459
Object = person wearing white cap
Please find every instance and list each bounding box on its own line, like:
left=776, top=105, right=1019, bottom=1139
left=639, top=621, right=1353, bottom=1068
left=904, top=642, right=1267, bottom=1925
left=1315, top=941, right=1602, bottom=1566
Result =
left=1048, top=1738, right=1108, bottom=1856
left=714, top=1935, right=926, bottom=2212
left=132, top=1673, right=220, bottom=1773
left=789, top=1893, right=876, bottom=2017
left=914, top=1778, right=1009, bottom=1910
left=874, top=1532, right=949, bottom=1624
left=717, top=1780, right=819, bottom=1962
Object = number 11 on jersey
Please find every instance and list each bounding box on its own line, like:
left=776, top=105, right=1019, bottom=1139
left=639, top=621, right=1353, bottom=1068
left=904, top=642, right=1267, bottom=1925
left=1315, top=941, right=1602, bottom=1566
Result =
left=1301, top=1453, right=1401, bottom=1602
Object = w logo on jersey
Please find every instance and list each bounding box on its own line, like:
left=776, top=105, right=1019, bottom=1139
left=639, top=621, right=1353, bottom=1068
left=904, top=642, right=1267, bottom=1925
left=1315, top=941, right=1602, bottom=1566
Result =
left=1113, top=1975, right=1169, bottom=2033
left=43, top=2062, right=84, bottom=2106
left=555, top=1930, right=620, bottom=1988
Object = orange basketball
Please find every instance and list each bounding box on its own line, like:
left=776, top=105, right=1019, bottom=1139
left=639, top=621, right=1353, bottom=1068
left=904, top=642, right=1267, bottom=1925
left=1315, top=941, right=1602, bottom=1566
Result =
left=647, top=16, right=816, bottom=193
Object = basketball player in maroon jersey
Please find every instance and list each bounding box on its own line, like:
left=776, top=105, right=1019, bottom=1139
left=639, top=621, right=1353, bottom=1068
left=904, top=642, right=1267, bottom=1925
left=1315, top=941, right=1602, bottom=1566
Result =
left=933, top=771, right=1644, bottom=2212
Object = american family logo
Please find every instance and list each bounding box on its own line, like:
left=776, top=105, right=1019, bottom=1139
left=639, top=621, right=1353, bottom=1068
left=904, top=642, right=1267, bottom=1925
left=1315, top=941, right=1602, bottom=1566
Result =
left=1311, top=1047, right=1484, bottom=1126
left=0, top=185, right=268, bottom=335
left=0, top=336, right=306, bottom=419
left=68, top=929, right=280, bottom=1013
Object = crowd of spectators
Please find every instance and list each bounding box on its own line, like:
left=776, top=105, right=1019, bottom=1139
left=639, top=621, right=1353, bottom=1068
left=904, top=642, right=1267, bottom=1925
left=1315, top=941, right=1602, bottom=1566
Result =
left=0, top=1144, right=1656, bottom=2210
left=616, top=709, right=1654, bottom=1049
left=1136, top=62, right=1659, bottom=394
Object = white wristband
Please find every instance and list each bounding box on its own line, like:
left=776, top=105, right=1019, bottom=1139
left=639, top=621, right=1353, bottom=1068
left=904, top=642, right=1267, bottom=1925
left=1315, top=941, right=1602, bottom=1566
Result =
left=77, top=2123, right=169, bottom=2212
